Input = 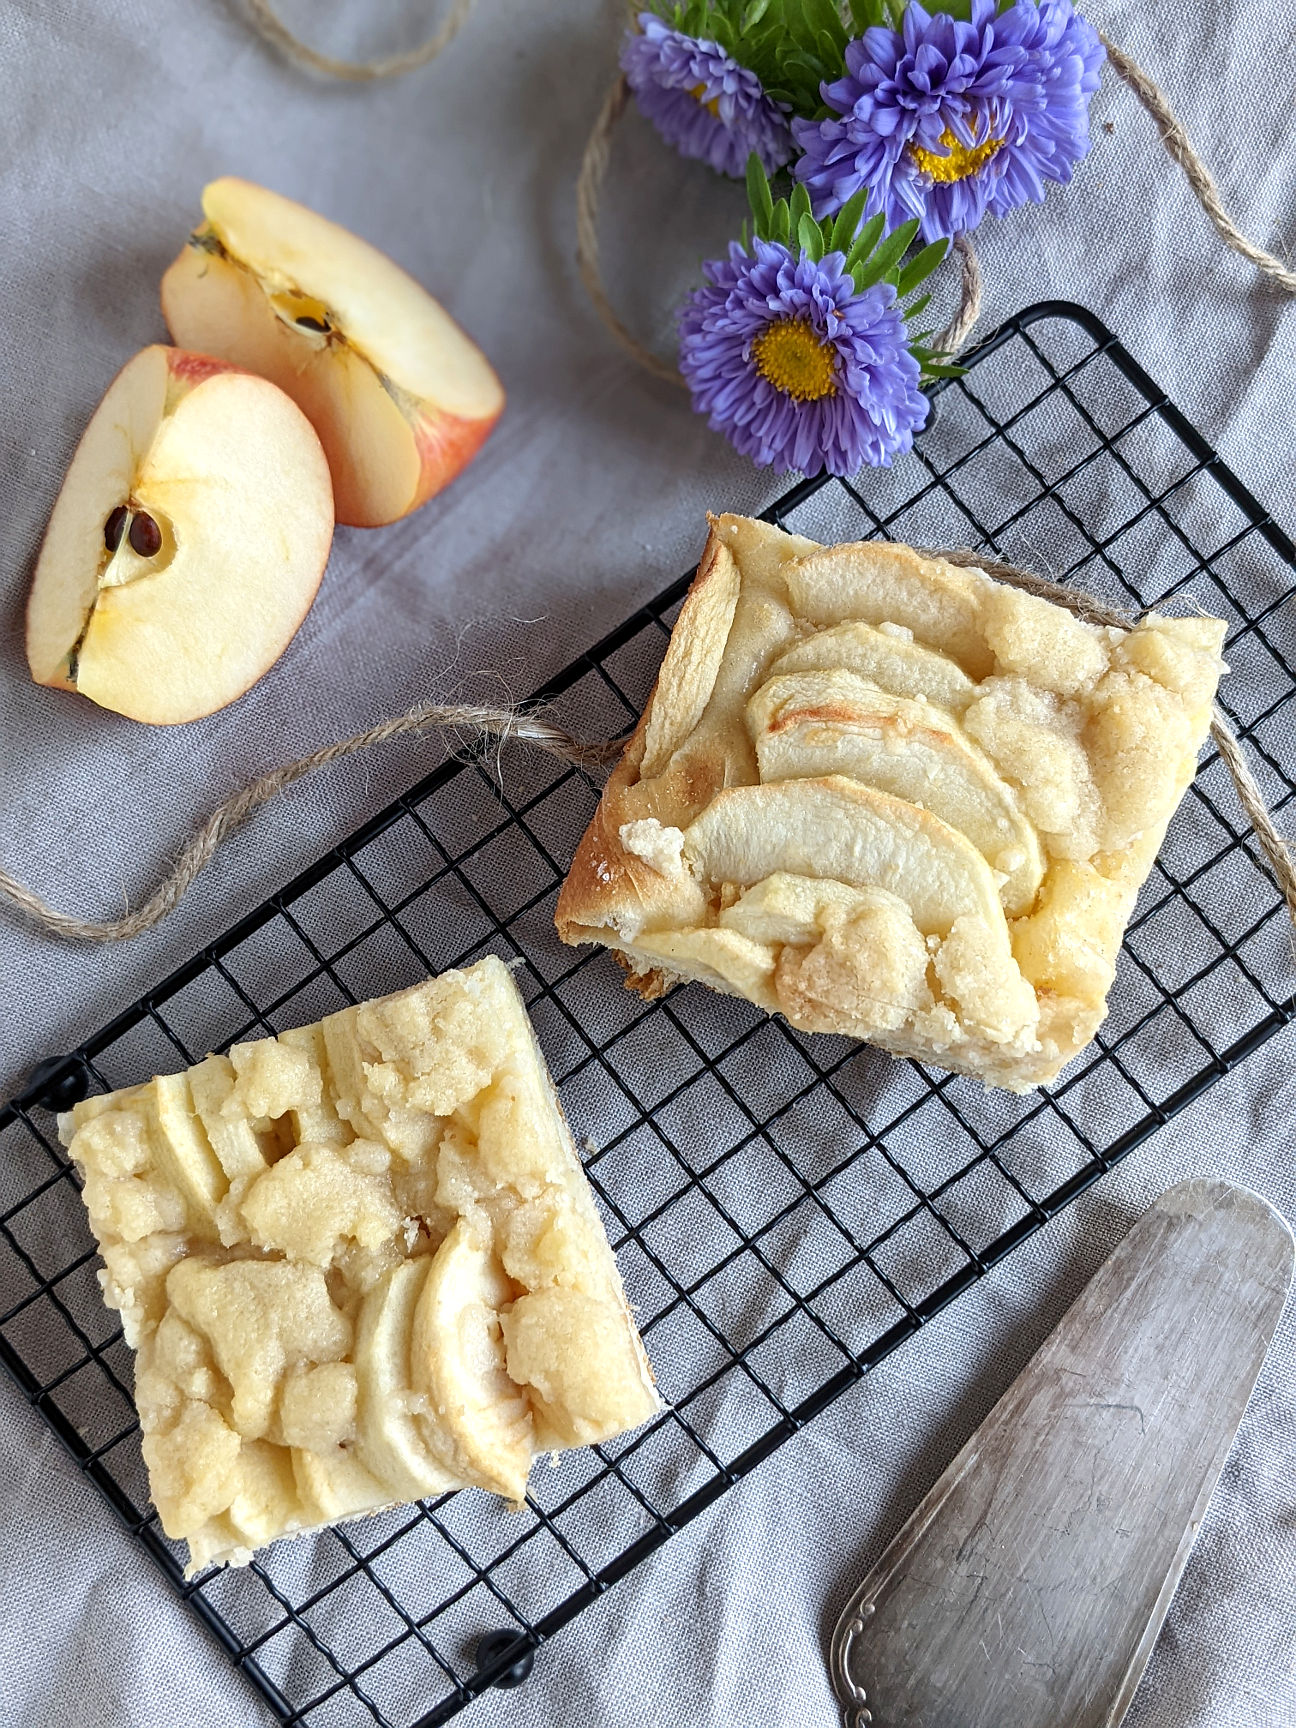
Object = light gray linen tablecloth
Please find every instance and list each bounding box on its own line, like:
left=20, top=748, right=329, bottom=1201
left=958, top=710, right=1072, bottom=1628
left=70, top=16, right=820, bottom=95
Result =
left=2, top=2, right=1295, bottom=1724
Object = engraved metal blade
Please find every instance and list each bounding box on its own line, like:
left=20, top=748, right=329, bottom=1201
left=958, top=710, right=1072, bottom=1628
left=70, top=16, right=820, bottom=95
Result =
left=830, top=1178, right=1294, bottom=1728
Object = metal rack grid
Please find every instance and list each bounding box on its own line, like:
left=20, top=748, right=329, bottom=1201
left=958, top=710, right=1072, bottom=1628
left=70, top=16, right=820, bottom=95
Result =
left=3, top=302, right=1294, bottom=1727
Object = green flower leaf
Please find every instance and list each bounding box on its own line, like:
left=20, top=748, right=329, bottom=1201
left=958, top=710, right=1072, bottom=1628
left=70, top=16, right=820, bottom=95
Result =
left=812, top=27, right=840, bottom=64
left=789, top=181, right=813, bottom=227
left=901, top=291, right=932, bottom=325
left=798, top=211, right=825, bottom=260
left=847, top=0, right=893, bottom=27
left=852, top=216, right=920, bottom=289
left=843, top=211, right=886, bottom=275
left=803, top=0, right=847, bottom=42
left=829, top=188, right=870, bottom=254
left=746, top=153, right=775, bottom=239
left=895, top=236, right=949, bottom=298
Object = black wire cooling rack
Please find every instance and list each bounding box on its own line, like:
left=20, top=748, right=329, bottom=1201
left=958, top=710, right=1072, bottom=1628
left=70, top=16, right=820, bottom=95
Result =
left=3, top=302, right=1295, bottom=1727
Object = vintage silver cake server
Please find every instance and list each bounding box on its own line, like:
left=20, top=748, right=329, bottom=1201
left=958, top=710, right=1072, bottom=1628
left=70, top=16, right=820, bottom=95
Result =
left=830, top=1177, right=1293, bottom=1728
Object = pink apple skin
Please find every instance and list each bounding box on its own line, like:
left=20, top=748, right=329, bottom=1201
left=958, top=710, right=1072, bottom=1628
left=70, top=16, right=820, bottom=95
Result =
left=408, top=400, right=503, bottom=517
left=167, top=350, right=242, bottom=389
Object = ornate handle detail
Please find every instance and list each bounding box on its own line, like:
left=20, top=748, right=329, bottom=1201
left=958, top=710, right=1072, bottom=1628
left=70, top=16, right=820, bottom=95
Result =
left=831, top=1601, right=876, bottom=1728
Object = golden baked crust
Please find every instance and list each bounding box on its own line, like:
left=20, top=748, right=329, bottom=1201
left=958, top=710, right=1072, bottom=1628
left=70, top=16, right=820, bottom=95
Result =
left=555, top=514, right=1226, bottom=1091
left=59, top=956, right=657, bottom=1574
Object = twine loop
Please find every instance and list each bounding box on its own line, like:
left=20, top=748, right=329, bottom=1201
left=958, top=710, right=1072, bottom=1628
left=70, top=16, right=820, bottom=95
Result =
left=573, top=78, right=985, bottom=378
left=0, top=705, right=617, bottom=946
left=575, top=76, right=691, bottom=389
left=2, top=562, right=1292, bottom=946
left=245, top=0, right=475, bottom=82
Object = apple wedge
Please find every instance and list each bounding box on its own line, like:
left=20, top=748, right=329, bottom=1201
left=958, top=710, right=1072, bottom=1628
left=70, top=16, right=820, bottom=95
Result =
left=628, top=926, right=776, bottom=1006
left=186, top=1056, right=273, bottom=1182
left=784, top=543, right=994, bottom=678
left=151, top=1073, right=230, bottom=1236
left=765, top=619, right=976, bottom=713
left=683, top=775, right=1004, bottom=936
left=292, top=1445, right=391, bottom=1525
left=410, top=1219, right=533, bottom=1502
left=161, top=178, right=504, bottom=527
left=748, top=669, right=1044, bottom=914
left=26, top=344, right=333, bottom=724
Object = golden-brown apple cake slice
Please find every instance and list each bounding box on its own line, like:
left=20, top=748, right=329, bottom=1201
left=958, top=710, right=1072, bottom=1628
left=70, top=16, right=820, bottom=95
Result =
left=555, top=514, right=1226, bottom=1091
left=60, top=957, right=658, bottom=1574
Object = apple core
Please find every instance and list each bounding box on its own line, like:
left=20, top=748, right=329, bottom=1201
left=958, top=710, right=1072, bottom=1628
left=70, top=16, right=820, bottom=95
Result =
left=98, top=507, right=177, bottom=589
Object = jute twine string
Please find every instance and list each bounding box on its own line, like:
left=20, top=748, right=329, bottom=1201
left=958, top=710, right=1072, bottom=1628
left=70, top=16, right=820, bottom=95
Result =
left=244, top=0, right=475, bottom=82
left=0, top=705, right=617, bottom=945
left=576, top=75, right=691, bottom=389
left=1, top=559, right=1291, bottom=944
left=936, top=233, right=983, bottom=355
left=1096, top=30, right=1296, bottom=296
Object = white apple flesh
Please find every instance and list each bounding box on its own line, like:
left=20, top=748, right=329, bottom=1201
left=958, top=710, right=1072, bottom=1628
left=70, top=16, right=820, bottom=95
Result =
left=26, top=345, right=334, bottom=724
left=161, top=178, right=504, bottom=528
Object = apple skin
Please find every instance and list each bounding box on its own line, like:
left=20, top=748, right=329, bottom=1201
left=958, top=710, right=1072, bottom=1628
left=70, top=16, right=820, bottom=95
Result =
left=166, top=350, right=239, bottom=391
left=26, top=344, right=335, bottom=725
left=407, top=401, right=499, bottom=519
left=160, top=179, right=505, bottom=529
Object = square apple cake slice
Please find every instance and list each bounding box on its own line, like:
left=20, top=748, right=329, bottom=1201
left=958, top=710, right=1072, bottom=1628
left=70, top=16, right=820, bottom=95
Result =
left=555, top=514, right=1227, bottom=1091
left=59, top=957, right=658, bottom=1574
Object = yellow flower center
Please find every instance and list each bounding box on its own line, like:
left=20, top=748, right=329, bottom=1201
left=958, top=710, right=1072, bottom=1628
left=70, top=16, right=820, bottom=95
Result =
left=909, top=125, right=1004, bottom=183
left=689, top=82, right=723, bottom=119
left=751, top=319, right=838, bottom=403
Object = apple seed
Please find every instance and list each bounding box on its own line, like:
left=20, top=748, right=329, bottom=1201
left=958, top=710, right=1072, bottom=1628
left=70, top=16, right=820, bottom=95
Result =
left=295, top=315, right=330, bottom=334
left=129, top=512, right=163, bottom=558
left=104, top=505, right=129, bottom=552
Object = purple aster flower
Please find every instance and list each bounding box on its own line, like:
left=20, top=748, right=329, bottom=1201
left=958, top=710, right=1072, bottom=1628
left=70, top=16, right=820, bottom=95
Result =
left=621, top=13, right=793, bottom=177
left=792, top=0, right=1104, bottom=242
left=678, top=238, right=928, bottom=475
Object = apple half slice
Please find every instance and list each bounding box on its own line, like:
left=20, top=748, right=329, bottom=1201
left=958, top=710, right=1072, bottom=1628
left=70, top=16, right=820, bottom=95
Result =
left=683, top=774, right=1004, bottom=936
left=765, top=619, right=976, bottom=713
left=26, top=345, right=334, bottom=724
left=748, top=669, right=1044, bottom=914
left=784, top=543, right=994, bottom=679
left=161, top=178, right=505, bottom=527
left=292, top=1445, right=391, bottom=1525
left=352, top=1258, right=465, bottom=1502
left=411, top=1218, right=533, bottom=1502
